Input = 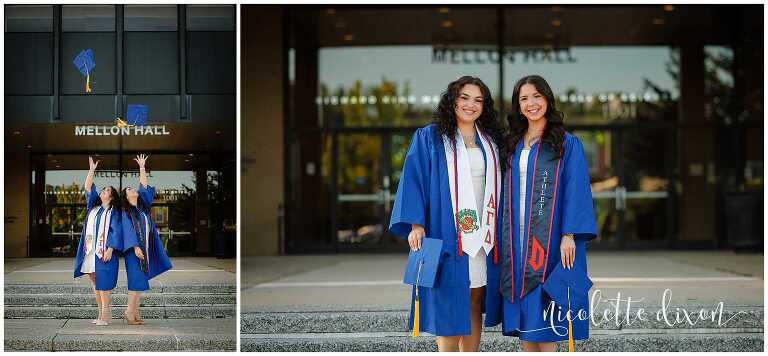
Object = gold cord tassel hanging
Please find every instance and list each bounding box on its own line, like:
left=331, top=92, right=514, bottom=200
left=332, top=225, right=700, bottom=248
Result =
left=567, top=287, right=574, bottom=352
left=412, top=297, right=420, bottom=337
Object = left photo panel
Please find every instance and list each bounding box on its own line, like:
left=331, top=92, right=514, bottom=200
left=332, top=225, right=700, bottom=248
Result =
left=4, top=4, right=237, bottom=351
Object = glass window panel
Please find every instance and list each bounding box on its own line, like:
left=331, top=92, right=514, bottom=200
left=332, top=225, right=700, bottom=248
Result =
left=297, top=7, right=498, bottom=128
left=124, top=32, right=179, bottom=94
left=62, top=5, right=115, bottom=32
left=5, top=5, right=53, bottom=32
left=186, top=5, right=235, bottom=31
left=503, top=46, right=680, bottom=124
left=61, top=33, right=116, bottom=94
left=5, top=33, right=53, bottom=95
left=187, top=32, right=235, bottom=94
left=125, top=5, right=178, bottom=31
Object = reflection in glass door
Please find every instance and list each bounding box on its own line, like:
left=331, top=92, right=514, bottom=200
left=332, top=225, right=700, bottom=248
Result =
left=48, top=205, right=85, bottom=256
left=573, top=126, right=674, bottom=249
left=334, top=134, right=387, bottom=248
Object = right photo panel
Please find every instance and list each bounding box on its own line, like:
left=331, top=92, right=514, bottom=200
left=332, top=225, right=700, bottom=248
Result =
left=241, top=4, right=764, bottom=352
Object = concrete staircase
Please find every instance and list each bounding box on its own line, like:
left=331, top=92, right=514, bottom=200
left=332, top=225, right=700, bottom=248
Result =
left=241, top=307, right=764, bottom=352
left=5, top=282, right=236, bottom=351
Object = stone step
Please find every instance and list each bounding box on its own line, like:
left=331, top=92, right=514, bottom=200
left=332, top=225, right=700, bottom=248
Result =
left=5, top=318, right=236, bottom=351
left=241, top=331, right=764, bottom=352
left=6, top=293, right=235, bottom=307
left=241, top=308, right=764, bottom=334
left=6, top=305, right=235, bottom=319
left=5, top=283, right=235, bottom=295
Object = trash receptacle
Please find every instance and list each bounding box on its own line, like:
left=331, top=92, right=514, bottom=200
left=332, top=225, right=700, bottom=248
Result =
left=724, top=192, right=763, bottom=249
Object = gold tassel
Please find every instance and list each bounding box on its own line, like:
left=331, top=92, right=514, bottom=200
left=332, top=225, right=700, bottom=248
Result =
left=412, top=298, right=420, bottom=337
left=86, top=73, right=92, bottom=93
left=567, top=287, right=574, bottom=352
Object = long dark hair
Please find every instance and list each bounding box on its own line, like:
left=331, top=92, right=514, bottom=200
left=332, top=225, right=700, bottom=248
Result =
left=507, top=75, right=566, bottom=158
left=120, top=187, right=138, bottom=212
left=433, top=75, right=507, bottom=168
left=92, top=186, right=119, bottom=212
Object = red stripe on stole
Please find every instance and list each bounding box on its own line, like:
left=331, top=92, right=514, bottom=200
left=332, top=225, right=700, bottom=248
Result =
left=479, top=130, right=499, bottom=264
left=506, top=154, right=514, bottom=302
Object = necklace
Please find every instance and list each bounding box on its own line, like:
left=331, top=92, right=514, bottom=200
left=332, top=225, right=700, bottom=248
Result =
left=524, top=134, right=541, bottom=148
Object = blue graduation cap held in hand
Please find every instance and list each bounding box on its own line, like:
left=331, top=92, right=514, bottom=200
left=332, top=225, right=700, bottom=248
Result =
left=73, top=49, right=96, bottom=93
left=403, top=237, right=442, bottom=289
left=543, top=261, right=593, bottom=351
left=127, top=104, right=149, bottom=126
left=403, top=237, right=442, bottom=338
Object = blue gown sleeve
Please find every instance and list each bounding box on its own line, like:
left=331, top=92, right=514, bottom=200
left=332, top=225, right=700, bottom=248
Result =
left=122, top=211, right=140, bottom=252
left=108, top=212, right=123, bottom=251
left=138, top=184, right=156, bottom=213
left=560, top=134, right=598, bottom=242
left=85, top=183, right=99, bottom=211
left=389, top=128, right=431, bottom=238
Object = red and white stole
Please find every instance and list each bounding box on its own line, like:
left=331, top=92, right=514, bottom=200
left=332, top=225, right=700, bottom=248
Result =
left=443, top=126, right=501, bottom=258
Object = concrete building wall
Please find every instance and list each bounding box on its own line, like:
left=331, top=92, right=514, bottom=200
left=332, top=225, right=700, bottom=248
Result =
left=5, top=151, right=30, bottom=258
left=242, top=6, right=284, bottom=256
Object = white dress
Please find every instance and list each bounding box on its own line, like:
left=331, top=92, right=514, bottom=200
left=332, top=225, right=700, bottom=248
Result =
left=467, top=147, right=487, bottom=288
left=80, top=209, right=98, bottom=274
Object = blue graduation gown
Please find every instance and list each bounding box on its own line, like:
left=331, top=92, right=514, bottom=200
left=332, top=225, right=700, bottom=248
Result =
left=389, top=124, right=503, bottom=336
left=121, top=184, right=173, bottom=291
left=73, top=183, right=123, bottom=291
left=499, top=132, right=597, bottom=342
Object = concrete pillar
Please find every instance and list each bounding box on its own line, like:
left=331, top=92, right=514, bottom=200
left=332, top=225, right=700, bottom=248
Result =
left=242, top=6, right=284, bottom=256
left=677, top=44, right=716, bottom=244
left=4, top=150, right=30, bottom=257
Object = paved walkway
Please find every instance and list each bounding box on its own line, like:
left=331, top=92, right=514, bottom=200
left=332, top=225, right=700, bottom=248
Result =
left=5, top=257, right=235, bottom=284
left=242, top=251, right=764, bottom=311
left=5, top=318, right=235, bottom=351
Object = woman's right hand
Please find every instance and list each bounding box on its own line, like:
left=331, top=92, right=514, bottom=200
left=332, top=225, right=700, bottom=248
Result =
left=134, top=246, right=145, bottom=260
left=88, top=156, right=99, bottom=171
left=408, top=224, right=425, bottom=251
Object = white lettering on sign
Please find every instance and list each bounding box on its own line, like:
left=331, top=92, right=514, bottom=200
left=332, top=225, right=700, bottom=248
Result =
left=73, top=125, right=171, bottom=136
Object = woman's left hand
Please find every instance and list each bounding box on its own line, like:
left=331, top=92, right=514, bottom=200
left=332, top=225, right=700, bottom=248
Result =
left=101, top=247, right=113, bottom=262
left=560, top=234, right=575, bottom=269
left=134, top=154, right=149, bottom=169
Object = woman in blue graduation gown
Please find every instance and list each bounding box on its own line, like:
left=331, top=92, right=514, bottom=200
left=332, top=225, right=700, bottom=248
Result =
left=498, top=75, right=598, bottom=351
left=390, top=76, right=507, bottom=352
left=120, top=154, right=173, bottom=325
left=73, top=156, right=122, bottom=326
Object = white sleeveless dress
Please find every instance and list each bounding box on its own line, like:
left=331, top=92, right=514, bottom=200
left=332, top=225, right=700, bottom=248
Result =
left=467, top=147, right=487, bottom=288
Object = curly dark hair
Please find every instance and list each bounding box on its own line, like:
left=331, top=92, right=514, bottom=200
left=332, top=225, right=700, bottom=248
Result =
left=507, top=75, right=566, bottom=158
left=91, top=186, right=119, bottom=212
left=120, top=187, right=139, bottom=211
left=433, top=76, right=508, bottom=169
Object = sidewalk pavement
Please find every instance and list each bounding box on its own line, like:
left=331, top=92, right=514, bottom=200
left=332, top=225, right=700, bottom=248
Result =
left=241, top=251, right=764, bottom=311
left=5, top=318, right=235, bottom=351
left=5, top=257, right=235, bottom=284
left=5, top=257, right=236, bottom=351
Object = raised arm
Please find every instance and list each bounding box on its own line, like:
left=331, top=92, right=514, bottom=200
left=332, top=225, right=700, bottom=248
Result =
left=84, top=156, right=98, bottom=191
left=135, top=154, right=149, bottom=188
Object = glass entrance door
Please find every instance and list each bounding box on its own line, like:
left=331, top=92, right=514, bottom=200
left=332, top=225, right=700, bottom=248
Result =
left=32, top=153, right=211, bottom=257
left=572, top=125, right=675, bottom=249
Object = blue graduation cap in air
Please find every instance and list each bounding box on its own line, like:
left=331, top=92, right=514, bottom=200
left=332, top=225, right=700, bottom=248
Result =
left=72, top=49, right=95, bottom=93
left=127, top=104, right=148, bottom=126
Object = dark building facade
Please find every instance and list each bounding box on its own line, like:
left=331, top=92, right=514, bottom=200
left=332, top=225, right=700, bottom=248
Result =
left=5, top=5, right=236, bottom=258
left=245, top=5, right=763, bottom=256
